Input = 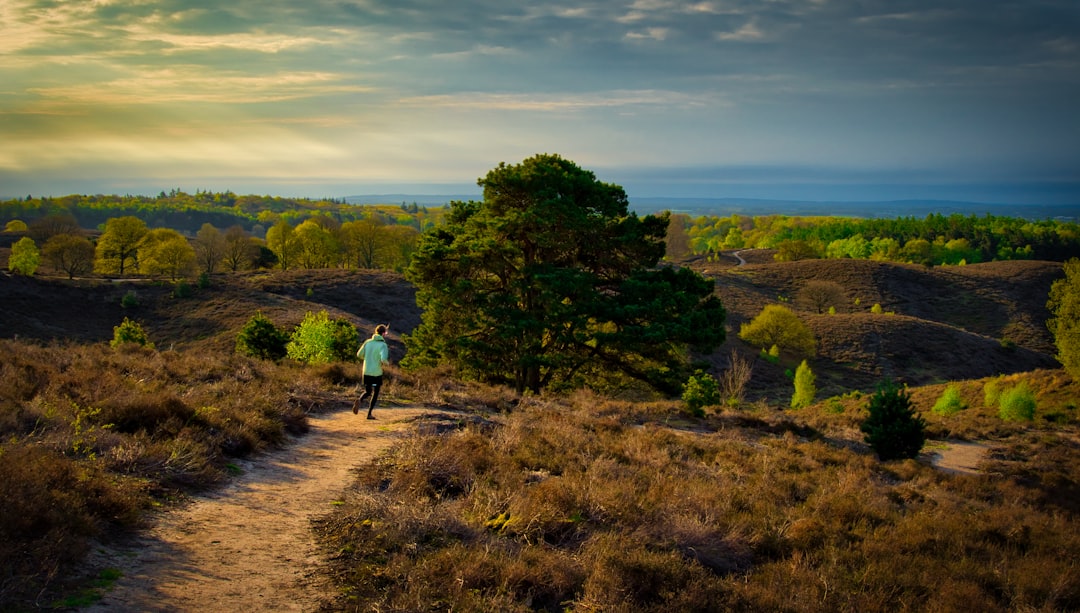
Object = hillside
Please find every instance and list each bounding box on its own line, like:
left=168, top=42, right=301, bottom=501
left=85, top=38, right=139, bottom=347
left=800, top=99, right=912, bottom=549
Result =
left=690, top=255, right=1063, bottom=400
left=0, top=269, right=419, bottom=356
left=0, top=256, right=1064, bottom=402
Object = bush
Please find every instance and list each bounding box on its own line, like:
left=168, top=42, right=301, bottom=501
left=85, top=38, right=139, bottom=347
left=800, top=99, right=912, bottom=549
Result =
left=172, top=279, right=193, bottom=298
left=110, top=318, right=154, bottom=349
left=739, top=304, right=816, bottom=357
left=120, top=290, right=139, bottom=309
left=682, top=370, right=720, bottom=416
left=983, top=377, right=1003, bottom=407
left=861, top=380, right=926, bottom=461
left=998, top=382, right=1036, bottom=422
left=286, top=310, right=359, bottom=364
left=236, top=312, right=289, bottom=361
left=932, top=384, right=967, bottom=416
left=8, top=236, right=40, bottom=276
left=791, top=360, right=816, bottom=409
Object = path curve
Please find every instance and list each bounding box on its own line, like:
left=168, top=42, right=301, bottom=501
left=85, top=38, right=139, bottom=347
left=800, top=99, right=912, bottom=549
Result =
left=84, top=406, right=437, bottom=612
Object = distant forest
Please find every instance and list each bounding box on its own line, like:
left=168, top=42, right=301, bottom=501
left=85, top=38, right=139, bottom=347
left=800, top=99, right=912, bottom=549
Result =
left=0, top=190, right=445, bottom=236
left=671, top=212, right=1080, bottom=265
left=3, top=191, right=1079, bottom=274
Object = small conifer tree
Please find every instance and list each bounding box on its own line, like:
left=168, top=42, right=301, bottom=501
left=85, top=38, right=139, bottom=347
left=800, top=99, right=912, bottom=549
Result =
left=682, top=370, right=720, bottom=417
left=111, top=317, right=154, bottom=349
left=236, top=312, right=289, bottom=360
left=861, top=380, right=926, bottom=460
left=791, top=360, right=816, bottom=409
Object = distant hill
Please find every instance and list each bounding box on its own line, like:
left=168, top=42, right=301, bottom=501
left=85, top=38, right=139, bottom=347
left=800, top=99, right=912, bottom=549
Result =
left=343, top=194, right=1079, bottom=221
left=629, top=197, right=1080, bottom=221
left=0, top=257, right=1063, bottom=404
left=693, top=255, right=1064, bottom=400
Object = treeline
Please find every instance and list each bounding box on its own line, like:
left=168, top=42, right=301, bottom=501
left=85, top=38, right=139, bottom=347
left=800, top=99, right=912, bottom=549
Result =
left=676, top=212, right=1080, bottom=264
left=5, top=213, right=421, bottom=280
left=0, top=190, right=445, bottom=236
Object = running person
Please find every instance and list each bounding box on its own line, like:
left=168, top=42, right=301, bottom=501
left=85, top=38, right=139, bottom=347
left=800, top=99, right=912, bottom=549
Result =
left=353, top=324, right=389, bottom=419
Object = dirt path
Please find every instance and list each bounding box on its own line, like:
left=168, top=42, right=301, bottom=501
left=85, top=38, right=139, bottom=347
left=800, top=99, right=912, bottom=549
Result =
left=84, top=405, right=438, bottom=612
left=927, top=439, right=991, bottom=475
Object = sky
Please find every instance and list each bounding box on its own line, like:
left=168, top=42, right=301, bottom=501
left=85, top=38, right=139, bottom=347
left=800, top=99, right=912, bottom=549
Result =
left=2, top=0, right=1079, bottom=205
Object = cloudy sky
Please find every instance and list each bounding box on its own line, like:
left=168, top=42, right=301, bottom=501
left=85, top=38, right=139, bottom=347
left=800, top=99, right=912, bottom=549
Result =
left=2, top=0, right=1078, bottom=204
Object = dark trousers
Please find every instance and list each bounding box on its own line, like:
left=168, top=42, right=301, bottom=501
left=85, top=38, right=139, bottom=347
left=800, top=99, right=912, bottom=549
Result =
left=361, top=374, right=383, bottom=410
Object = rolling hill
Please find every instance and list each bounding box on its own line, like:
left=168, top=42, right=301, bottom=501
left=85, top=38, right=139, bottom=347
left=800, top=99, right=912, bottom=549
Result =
left=0, top=254, right=1064, bottom=402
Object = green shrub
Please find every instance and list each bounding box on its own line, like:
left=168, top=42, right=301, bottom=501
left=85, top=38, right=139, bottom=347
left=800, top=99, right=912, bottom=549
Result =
left=791, top=360, right=816, bottom=409
left=172, top=279, right=193, bottom=298
left=8, top=236, right=40, bottom=275
left=285, top=310, right=359, bottom=364
left=120, top=290, right=139, bottom=309
left=998, top=382, right=1036, bottom=422
left=197, top=271, right=211, bottom=289
left=932, top=384, right=967, bottom=416
left=236, top=312, right=289, bottom=360
left=983, top=377, right=1003, bottom=407
left=110, top=318, right=153, bottom=349
left=861, top=380, right=926, bottom=461
left=682, top=370, right=720, bottom=416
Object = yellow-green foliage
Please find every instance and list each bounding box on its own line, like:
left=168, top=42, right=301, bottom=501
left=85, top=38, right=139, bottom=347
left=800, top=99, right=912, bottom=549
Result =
left=932, top=384, right=967, bottom=416
left=739, top=304, right=816, bottom=357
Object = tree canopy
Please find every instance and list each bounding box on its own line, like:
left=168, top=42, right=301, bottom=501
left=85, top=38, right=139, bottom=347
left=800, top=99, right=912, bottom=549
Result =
left=403, top=154, right=726, bottom=394
left=1048, top=258, right=1080, bottom=380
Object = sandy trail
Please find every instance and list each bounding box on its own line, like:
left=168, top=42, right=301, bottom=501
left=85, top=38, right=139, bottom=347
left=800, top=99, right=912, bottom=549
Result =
left=84, top=405, right=435, bottom=612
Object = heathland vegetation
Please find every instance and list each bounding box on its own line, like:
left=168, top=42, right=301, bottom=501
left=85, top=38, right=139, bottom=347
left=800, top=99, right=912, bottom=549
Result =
left=2, top=155, right=1079, bottom=610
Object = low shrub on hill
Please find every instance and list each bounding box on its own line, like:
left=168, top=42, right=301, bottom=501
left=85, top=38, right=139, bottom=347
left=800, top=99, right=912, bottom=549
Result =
left=317, top=390, right=1080, bottom=612
left=0, top=339, right=318, bottom=606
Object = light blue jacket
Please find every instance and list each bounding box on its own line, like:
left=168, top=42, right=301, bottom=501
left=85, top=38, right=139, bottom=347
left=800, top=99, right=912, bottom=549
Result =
left=357, top=334, right=389, bottom=376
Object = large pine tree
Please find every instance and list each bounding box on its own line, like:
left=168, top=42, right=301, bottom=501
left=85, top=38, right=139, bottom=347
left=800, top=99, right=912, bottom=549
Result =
left=403, top=154, right=725, bottom=394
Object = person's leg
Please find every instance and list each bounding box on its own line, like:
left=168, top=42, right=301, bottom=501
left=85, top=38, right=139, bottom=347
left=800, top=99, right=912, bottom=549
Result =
left=365, top=375, right=383, bottom=419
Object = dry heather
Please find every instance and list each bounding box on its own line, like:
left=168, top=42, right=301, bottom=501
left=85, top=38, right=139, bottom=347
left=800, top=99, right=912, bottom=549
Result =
left=0, top=339, right=333, bottom=607
left=317, top=386, right=1080, bottom=612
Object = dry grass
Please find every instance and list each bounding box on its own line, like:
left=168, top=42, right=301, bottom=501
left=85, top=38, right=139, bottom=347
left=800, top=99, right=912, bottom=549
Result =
left=0, top=339, right=329, bottom=607
left=316, top=385, right=1080, bottom=611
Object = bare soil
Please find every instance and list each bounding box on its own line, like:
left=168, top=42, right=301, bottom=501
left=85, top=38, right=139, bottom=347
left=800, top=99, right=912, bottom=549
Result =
left=81, top=405, right=448, bottom=612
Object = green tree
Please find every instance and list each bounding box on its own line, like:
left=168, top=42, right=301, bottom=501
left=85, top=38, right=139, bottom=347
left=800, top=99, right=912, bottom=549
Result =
left=4, top=219, right=28, bottom=232
left=43, top=233, right=95, bottom=279
left=1048, top=258, right=1080, bottom=380
left=139, top=228, right=196, bottom=280
left=404, top=154, right=726, bottom=394
left=861, top=380, right=926, bottom=461
left=236, top=312, right=289, bottom=360
left=8, top=236, right=40, bottom=275
left=791, top=359, right=816, bottom=409
left=95, top=216, right=148, bottom=275
left=739, top=304, right=816, bottom=357
left=293, top=219, right=339, bottom=268
left=286, top=310, right=360, bottom=364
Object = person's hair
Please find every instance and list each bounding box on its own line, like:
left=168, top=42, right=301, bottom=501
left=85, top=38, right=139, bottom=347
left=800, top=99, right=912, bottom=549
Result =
left=375, top=324, right=387, bottom=335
